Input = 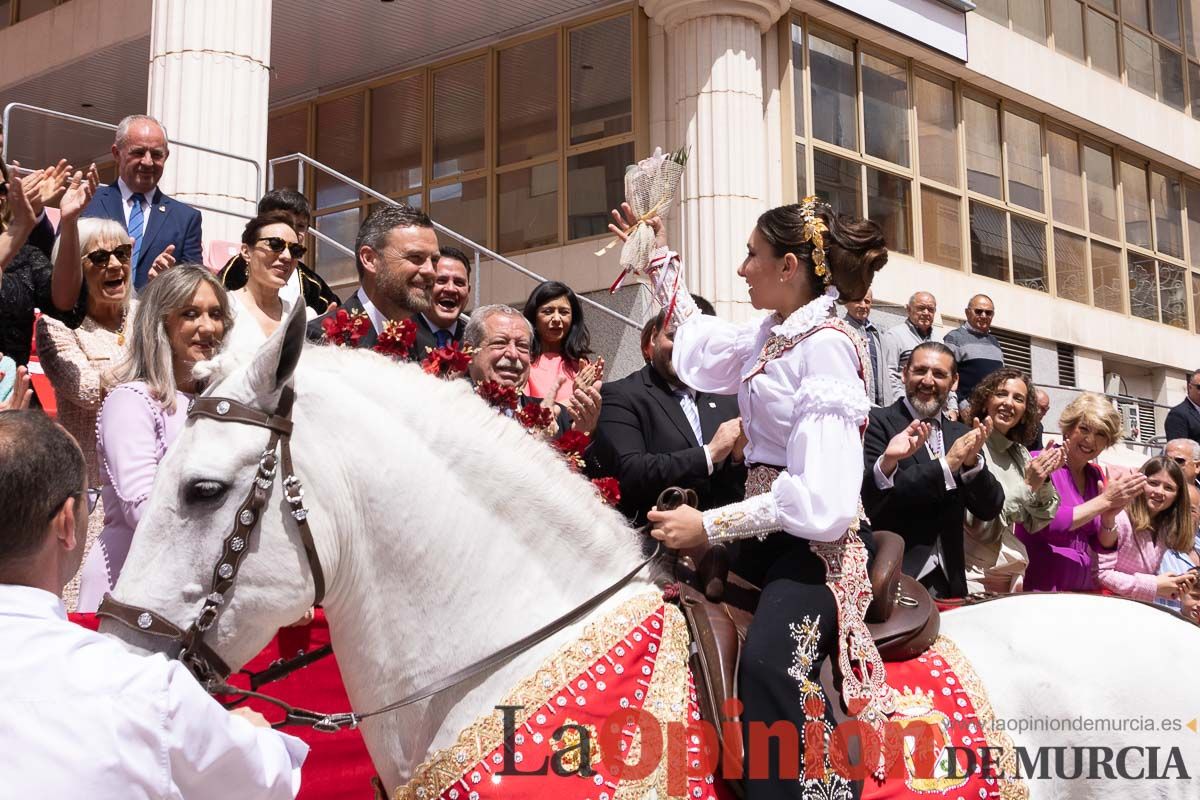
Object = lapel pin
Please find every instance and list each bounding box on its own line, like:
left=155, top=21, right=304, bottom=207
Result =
left=708, top=402, right=717, bottom=408
left=158, top=205, right=166, bottom=212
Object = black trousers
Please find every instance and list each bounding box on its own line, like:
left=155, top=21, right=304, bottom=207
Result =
left=735, top=534, right=866, bottom=800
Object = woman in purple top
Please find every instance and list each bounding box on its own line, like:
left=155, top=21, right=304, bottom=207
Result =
left=76, top=265, right=232, bottom=612
left=1017, top=392, right=1146, bottom=592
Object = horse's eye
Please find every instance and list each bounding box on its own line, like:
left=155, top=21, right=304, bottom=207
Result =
left=187, top=480, right=228, bottom=502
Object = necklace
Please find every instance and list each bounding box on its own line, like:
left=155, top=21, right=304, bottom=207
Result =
left=116, top=307, right=129, bottom=347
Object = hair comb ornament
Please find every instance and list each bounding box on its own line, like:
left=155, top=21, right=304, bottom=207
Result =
left=799, top=196, right=830, bottom=286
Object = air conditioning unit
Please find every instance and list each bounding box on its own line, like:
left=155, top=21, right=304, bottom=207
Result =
left=1116, top=402, right=1141, bottom=442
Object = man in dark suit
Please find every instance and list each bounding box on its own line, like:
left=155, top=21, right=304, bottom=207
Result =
left=591, top=309, right=745, bottom=527
left=862, top=341, right=1004, bottom=598
left=306, top=204, right=439, bottom=357
left=413, top=245, right=471, bottom=356
left=1165, top=370, right=1200, bottom=444
left=81, top=115, right=203, bottom=288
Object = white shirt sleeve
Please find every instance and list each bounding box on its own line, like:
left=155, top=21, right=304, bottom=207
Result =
left=163, top=661, right=308, bottom=799
left=672, top=312, right=760, bottom=395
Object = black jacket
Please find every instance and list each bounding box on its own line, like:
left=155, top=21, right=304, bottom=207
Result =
left=861, top=399, right=1005, bottom=598
left=590, top=364, right=745, bottom=526
left=412, top=313, right=466, bottom=360
left=1164, top=400, right=1200, bottom=444
left=306, top=290, right=381, bottom=349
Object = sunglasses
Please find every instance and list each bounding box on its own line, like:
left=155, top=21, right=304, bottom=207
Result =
left=969, top=308, right=995, bottom=317
left=84, top=244, right=133, bottom=267
left=1171, top=456, right=1193, bottom=467
left=256, top=237, right=307, bottom=259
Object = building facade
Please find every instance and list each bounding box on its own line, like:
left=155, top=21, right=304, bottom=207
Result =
left=2, top=0, right=1198, bottom=442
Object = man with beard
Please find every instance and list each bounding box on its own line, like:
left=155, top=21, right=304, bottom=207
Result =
left=464, top=304, right=600, bottom=438
left=861, top=341, right=1005, bottom=598
left=307, top=204, right=438, bottom=355
left=413, top=246, right=471, bottom=354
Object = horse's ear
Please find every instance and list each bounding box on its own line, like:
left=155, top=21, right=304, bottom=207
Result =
left=246, top=301, right=306, bottom=398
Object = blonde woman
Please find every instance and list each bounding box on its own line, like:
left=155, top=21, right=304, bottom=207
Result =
left=37, top=218, right=137, bottom=610
left=76, top=265, right=231, bottom=612
left=1017, top=393, right=1146, bottom=592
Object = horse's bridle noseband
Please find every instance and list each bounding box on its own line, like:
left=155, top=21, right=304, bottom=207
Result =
left=97, top=385, right=326, bottom=689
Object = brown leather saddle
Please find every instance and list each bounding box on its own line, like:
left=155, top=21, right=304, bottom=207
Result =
left=654, top=488, right=939, bottom=775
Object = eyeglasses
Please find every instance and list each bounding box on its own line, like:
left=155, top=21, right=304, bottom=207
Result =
left=1189, top=383, right=1200, bottom=391
left=85, top=488, right=101, bottom=514
left=84, top=244, right=133, bottom=267
left=256, top=237, right=307, bottom=259
left=969, top=308, right=995, bottom=317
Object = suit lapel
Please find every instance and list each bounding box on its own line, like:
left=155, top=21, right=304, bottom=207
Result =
left=696, top=392, right=725, bottom=440
left=99, top=184, right=125, bottom=227
left=644, top=367, right=701, bottom=447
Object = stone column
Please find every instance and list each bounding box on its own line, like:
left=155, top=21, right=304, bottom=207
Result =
left=641, top=0, right=788, bottom=320
left=147, top=0, right=272, bottom=249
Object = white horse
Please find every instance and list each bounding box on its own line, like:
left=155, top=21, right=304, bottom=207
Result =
left=104, top=307, right=1200, bottom=799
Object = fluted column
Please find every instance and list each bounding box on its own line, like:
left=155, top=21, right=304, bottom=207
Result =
left=147, top=0, right=272, bottom=247
left=642, top=0, right=787, bottom=320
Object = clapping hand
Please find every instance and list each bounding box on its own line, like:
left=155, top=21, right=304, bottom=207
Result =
left=885, top=419, right=931, bottom=461
left=148, top=244, right=176, bottom=282
left=1101, top=470, right=1147, bottom=512
left=1024, top=446, right=1066, bottom=492
left=59, top=164, right=98, bottom=221
left=566, top=380, right=602, bottom=435
left=946, top=416, right=992, bottom=472
left=34, top=159, right=72, bottom=214
left=4, top=164, right=37, bottom=233
left=0, top=364, right=32, bottom=411
left=608, top=202, right=668, bottom=250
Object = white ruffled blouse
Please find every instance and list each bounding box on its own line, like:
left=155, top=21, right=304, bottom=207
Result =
left=648, top=247, right=869, bottom=543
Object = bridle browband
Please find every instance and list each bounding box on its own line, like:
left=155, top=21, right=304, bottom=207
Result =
left=95, top=382, right=660, bottom=733
left=97, top=385, right=326, bottom=688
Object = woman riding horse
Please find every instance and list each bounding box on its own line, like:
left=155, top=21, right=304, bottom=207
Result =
left=610, top=198, right=888, bottom=799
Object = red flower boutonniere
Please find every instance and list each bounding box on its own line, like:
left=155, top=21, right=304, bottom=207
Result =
left=321, top=309, right=372, bottom=347
left=591, top=476, right=621, bottom=507
left=476, top=380, right=519, bottom=412
left=553, top=429, right=592, bottom=471
left=421, top=342, right=475, bottom=380
left=373, top=319, right=417, bottom=360
left=516, top=403, right=554, bottom=432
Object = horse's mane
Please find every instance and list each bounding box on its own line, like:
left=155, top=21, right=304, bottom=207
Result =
left=205, top=343, right=644, bottom=568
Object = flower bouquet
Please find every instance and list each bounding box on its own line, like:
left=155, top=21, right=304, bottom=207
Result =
left=599, top=145, right=689, bottom=292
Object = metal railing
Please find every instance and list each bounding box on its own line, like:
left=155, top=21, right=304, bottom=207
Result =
left=268, top=152, right=640, bottom=331
left=2, top=103, right=264, bottom=224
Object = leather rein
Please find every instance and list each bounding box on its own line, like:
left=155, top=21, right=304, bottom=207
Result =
left=95, top=386, right=659, bottom=732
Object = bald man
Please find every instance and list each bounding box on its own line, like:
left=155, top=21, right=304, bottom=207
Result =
left=879, top=291, right=956, bottom=411
left=944, top=294, right=1004, bottom=410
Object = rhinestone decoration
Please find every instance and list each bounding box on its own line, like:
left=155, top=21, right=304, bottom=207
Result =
left=215, top=400, right=230, bottom=415
left=230, top=536, right=245, bottom=552
left=255, top=477, right=272, bottom=490
left=471, top=772, right=481, bottom=783
left=218, top=563, right=234, bottom=579
left=238, top=509, right=255, bottom=526
left=207, top=592, right=224, bottom=605
left=137, top=612, right=152, bottom=629
left=292, top=508, right=309, bottom=522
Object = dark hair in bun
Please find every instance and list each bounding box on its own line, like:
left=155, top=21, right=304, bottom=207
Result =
left=755, top=203, right=888, bottom=301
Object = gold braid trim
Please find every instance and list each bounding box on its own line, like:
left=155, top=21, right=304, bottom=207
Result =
left=933, top=636, right=1030, bottom=800
left=393, top=589, right=692, bottom=800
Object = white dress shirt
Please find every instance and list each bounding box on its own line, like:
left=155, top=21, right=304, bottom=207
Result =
left=358, top=287, right=387, bottom=335
left=0, top=584, right=307, bottom=799
left=118, top=177, right=153, bottom=238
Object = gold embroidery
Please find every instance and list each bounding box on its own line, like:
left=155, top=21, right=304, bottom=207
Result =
left=550, top=719, right=602, bottom=774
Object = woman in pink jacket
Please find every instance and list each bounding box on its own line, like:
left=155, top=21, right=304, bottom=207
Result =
left=1098, top=456, right=1197, bottom=603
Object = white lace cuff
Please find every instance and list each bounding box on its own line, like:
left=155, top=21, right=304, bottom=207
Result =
left=647, top=246, right=698, bottom=329
left=795, top=376, right=870, bottom=424
left=703, top=492, right=781, bottom=543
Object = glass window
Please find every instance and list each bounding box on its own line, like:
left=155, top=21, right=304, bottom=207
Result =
left=1186, top=0, right=1200, bottom=57
left=497, top=162, right=558, bottom=252
left=1054, top=229, right=1090, bottom=302
left=433, top=58, right=487, bottom=181
left=1051, top=0, right=1086, bottom=61
left=1128, top=254, right=1160, bottom=321
left=1151, top=170, right=1184, bottom=257
left=1152, top=0, right=1182, bottom=46
left=315, top=94, right=365, bottom=210
left=1083, top=143, right=1119, bottom=239
left=1011, top=0, right=1047, bottom=40
left=1126, top=0, right=1151, bottom=30
left=1159, top=262, right=1188, bottom=327
left=975, top=0, right=1008, bottom=25
left=370, top=75, right=424, bottom=196
left=567, top=143, right=634, bottom=240
left=867, top=168, right=912, bottom=254
left=1086, top=10, right=1121, bottom=78
left=1193, top=271, right=1200, bottom=331
left=429, top=178, right=487, bottom=246
left=921, top=187, right=962, bottom=269
left=0, top=1, right=8, bottom=29
left=970, top=201, right=1009, bottom=281
left=1091, top=240, right=1125, bottom=312
left=1047, top=128, right=1085, bottom=228
left=313, top=208, right=361, bottom=288
left=16, top=0, right=54, bottom=21
left=1156, top=43, right=1186, bottom=109
left=1187, top=182, right=1200, bottom=265
left=792, top=22, right=806, bottom=137
left=809, top=33, right=858, bottom=151
left=964, top=95, right=1003, bottom=199
left=915, top=75, right=958, bottom=187
left=1005, top=111, right=1044, bottom=212
left=267, top=108, right=308, bottom=192
left=862, top=52, right=910, bottom=167
left=570, top=16, right=632, bottom=146
left=1121, top=160, right=1152, bottom=248
left=813, top=150, right=861, bottom=215
left=1189, top=60, right=1200, bottom=117
left=1125, top=27, right=1157, bottom=98
left=1012, top=215, right=1048, bottom=291
left=796, top=142, right=808, bottom=199
left=498, top=35, right=558, bottom=165
left=1092, top=0, right=1115, bottom=10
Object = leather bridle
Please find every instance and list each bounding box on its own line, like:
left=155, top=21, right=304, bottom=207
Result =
left=97, top=385, right=326, bottom=690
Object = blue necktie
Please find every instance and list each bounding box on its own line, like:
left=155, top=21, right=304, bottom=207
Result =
left=128, top=193, right=146, bottom=286
left=674, top=388, right=705, bottom=446
left=435, top=328, right=452, bottom=349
